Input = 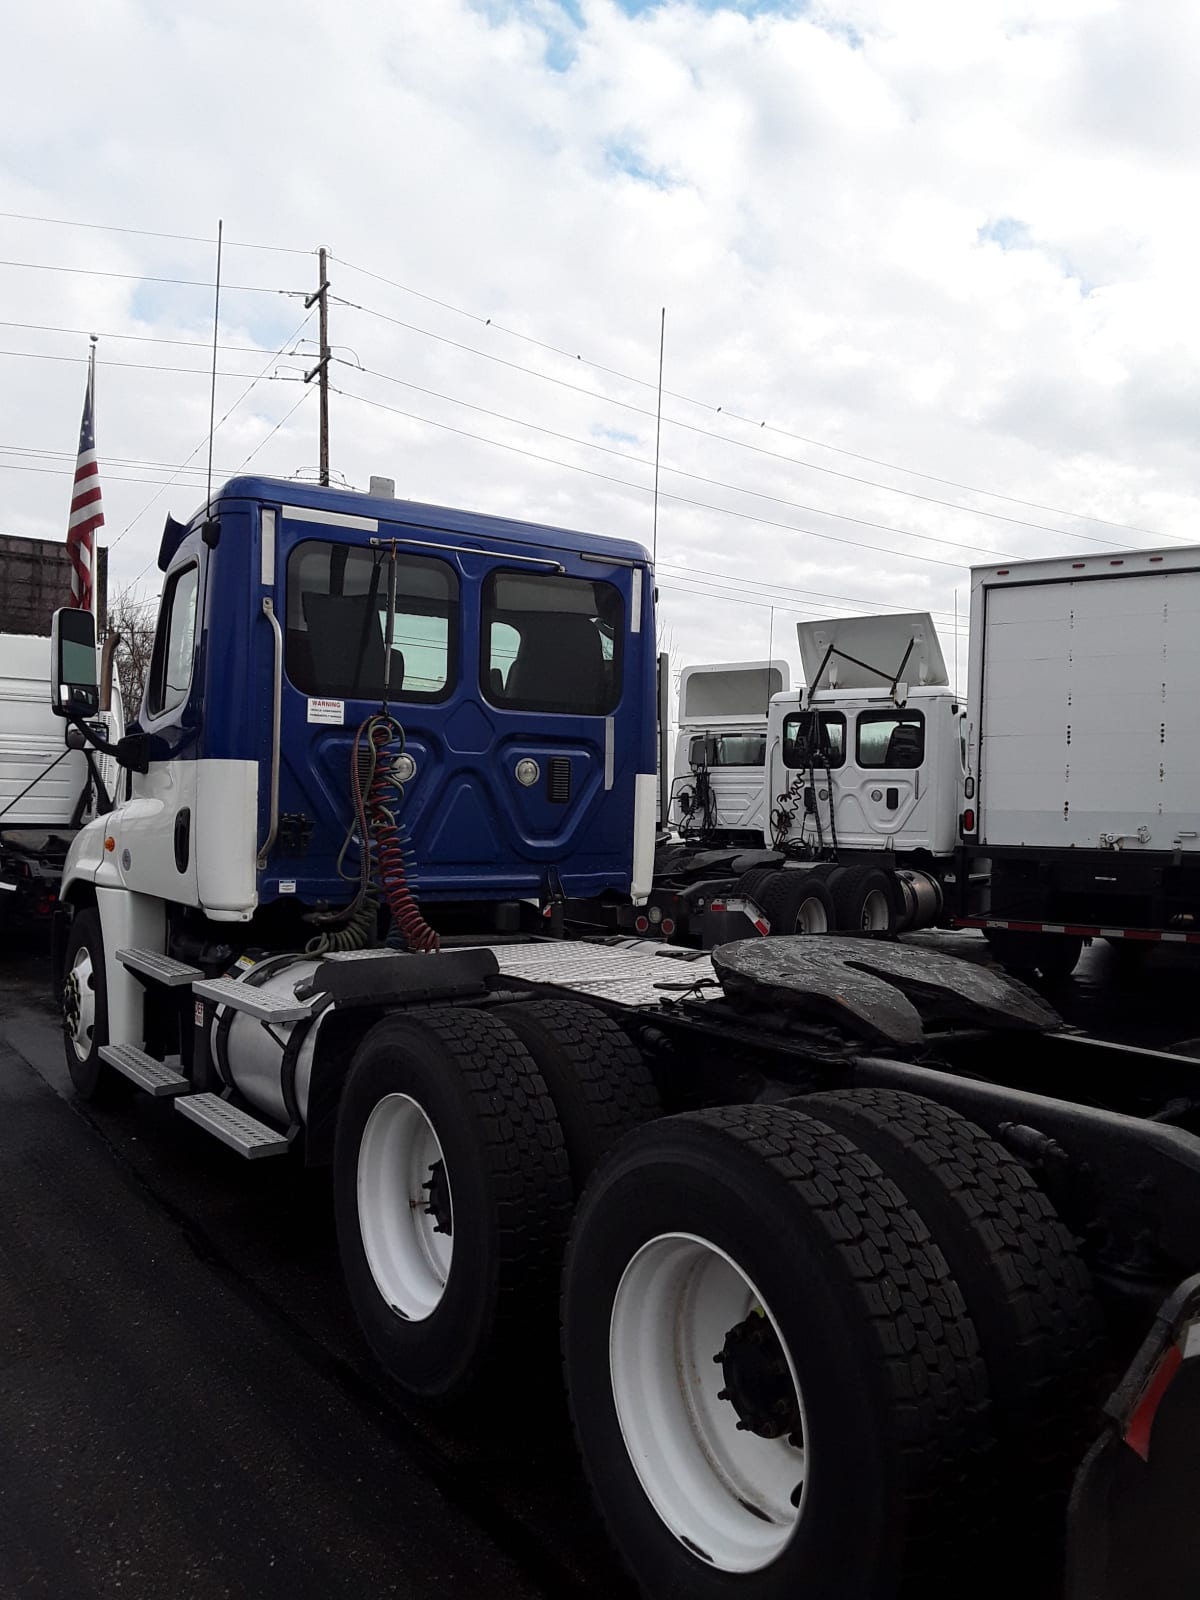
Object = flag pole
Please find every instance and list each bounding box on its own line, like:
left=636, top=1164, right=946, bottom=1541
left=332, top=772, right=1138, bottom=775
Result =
left=88, top=334, right=98, bottom=623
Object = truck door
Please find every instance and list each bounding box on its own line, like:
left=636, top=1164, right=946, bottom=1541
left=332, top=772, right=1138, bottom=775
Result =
left=844, top=708, right=930, bottom=845
left=117, top=549, right=203, bottom=904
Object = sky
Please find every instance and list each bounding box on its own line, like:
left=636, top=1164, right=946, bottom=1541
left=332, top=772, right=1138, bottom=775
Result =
left=4, top=0, right=1200, bottom=697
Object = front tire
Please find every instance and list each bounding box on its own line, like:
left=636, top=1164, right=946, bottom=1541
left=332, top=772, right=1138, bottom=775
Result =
left=563, top=1105, right=989, bottom=1599
left=334, top=1006, right=571, bottom=1402
left=61, top=907, right=130, bottom=1105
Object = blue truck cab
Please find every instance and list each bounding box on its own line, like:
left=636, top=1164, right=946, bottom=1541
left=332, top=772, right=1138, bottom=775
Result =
left=62, top=476, right=659, bottom=952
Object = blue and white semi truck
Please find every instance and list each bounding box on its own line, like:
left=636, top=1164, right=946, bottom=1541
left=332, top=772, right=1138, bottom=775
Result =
left=50, top=476, right=1200, bottom=1599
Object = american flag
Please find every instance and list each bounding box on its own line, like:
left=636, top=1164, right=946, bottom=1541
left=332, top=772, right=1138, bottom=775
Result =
left=67, top=354, right=104, bottom=611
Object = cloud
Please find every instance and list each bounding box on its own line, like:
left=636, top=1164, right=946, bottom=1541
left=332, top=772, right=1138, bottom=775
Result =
left=2, top=0, right=1199, bottom=700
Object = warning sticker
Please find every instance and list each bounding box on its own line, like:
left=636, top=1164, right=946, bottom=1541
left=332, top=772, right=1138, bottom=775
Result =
left=307, top=698, right=344, bottom=725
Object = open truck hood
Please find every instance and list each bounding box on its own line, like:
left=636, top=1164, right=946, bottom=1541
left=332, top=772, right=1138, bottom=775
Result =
left=796, top=613, right=948, bottom=694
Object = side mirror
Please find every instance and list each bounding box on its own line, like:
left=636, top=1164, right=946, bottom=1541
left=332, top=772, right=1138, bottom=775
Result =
left=50, top=607, right=100, bottom=719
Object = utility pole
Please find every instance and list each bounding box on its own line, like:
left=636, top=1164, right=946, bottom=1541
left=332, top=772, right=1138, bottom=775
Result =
left=305, top=247, right=331, bottom=485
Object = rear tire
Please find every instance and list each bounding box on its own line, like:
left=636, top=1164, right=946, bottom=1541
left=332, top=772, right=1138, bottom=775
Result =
left=799, top=1089, right=1104, bottom=1546
left=61, top=908, right=131, bottom=1105
left=334, top=1006, right=571, bottom=1401
left=563, top=1104, right=989, bottom=1600
left=830, top=865, right=898, bottom=934
left=494, top=999, right=661, bottom=1191
left=757, top=870, right=835, bottom=936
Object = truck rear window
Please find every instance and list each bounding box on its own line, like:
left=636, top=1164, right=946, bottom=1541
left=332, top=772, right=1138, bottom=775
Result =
left=286, top=542, right=458, bottom=702
left=688, top=733, right=766, bottom=767
left=482, top=571, right=622, bottom=715
left=782, top=712, right=845, bottom=769
left=857, top=710, right=925, bottom=768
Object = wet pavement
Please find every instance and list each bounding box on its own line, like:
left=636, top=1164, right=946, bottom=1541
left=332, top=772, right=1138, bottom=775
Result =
left=0, top=932, right=627, bottom=1600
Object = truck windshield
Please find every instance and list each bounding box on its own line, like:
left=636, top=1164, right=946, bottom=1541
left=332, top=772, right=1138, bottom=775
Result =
left=286, top=541, right=458, bottom=702
left=482, top=570, right=622, bottom=715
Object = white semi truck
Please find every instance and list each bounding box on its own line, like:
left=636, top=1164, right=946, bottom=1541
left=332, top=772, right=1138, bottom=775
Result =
left=659, top=545, right=1200, bottom=979
left=0, top=565, right=121, bottom=927
left=48, top=477, right=1200, bottom=1598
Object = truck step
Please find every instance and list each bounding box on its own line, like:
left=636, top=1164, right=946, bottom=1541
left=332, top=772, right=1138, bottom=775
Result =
left=191, top=975, right=315, bottom=1023
left=117, top=948, right=204, bottom=987
left=175, top=1093, right=290, bottom=1158
left=99, top=1044, right=189, bottom=1097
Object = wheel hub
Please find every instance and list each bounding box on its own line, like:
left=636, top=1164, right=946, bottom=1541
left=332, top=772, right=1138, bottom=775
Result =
left=63, top=952, right=96, bottom=1061
left=714, top=1311, right=803, bottom=1441
left=422, top=1157, right=453, bottom=1236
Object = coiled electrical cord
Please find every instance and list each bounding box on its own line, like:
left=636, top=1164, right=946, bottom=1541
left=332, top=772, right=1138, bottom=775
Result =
left=363, top=715, right=440, bottom=952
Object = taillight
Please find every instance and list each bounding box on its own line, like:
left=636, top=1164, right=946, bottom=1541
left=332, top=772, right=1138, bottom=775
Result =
left=962, top=807, right=976, bottom=834
left=635, top=914, right=650, bottom=934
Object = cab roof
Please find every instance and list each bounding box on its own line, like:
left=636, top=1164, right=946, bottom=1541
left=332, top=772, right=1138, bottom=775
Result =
left=165, top=475, right=652, bottom=569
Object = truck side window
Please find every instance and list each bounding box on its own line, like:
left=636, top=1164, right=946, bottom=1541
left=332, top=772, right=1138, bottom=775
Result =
left=146, top=563, right=199, bottom=719
left=689, top=733, right=766, bottom=767
left=857, top=710, right=925, bottom=768
left=482, top=571, right=623, bottom=715
left=286, top=542, right=458, bottom=702
left=782, top=712, right=845, bottom=769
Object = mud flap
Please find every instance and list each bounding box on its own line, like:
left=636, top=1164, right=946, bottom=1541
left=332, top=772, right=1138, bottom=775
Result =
left=1066, top=1274, right=1200, bottom=1598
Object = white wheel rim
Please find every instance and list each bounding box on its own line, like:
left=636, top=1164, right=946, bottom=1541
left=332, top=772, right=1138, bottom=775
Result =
left=609, top=1232, right=807, bottom=1573
left=796, top=895, right=829, bottom=935
left=357, top=1093, right=453, bottom=1322
left=860, top=889, right=890, bottom=930
left=65, top=946, right=97, bottom=1061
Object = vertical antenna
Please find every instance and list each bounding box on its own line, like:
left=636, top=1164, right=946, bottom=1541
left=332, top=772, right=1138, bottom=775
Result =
left=206, top=219, right=224, bottom=511
left=651, top=307, right=665, bottom=566
left=767, top=605, right=775, bottom=710
left=305, top=248, right=331, bottom=485
left=954, top=588, right=960, bottom=699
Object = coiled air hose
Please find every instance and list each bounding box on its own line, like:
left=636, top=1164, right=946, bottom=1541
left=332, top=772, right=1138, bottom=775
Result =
left=363, top=715, right=440, bottom=952
left=305, top=712, right=439, bottom=955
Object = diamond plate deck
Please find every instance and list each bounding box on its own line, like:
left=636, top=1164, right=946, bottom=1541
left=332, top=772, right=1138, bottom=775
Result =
left=99, top=1044, right=189, bottom=1097
left=485, top=942, right=718, bottom=1008
left=175, top=1093, right=289, bottom=1158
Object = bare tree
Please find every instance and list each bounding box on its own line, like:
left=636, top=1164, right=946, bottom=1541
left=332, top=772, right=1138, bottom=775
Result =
left=104, top=591, right=157, bottom=719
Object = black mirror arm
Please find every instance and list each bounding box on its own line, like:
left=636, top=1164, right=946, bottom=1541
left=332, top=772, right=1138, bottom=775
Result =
left=66, top=716, right=152, bottom=775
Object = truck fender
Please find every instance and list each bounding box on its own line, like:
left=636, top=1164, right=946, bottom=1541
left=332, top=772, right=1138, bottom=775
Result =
left=1066, top=1273, right=1200, bottom=1598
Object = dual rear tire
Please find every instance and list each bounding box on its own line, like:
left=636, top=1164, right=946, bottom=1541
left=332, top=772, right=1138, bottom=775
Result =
left=736, top=864, right=899, bottom=937
left=334, top=999, right=661, bottom=1402
left=562, top=1091, right=1102, bottom=1598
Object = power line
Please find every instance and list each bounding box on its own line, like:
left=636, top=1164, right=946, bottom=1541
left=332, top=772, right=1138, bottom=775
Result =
left=332, top=293, right=1166, bottom=552
left=0, top=318, right=311, bottom=358
left=342, top=356, right=1014, bottom=563
left=110, top=308, right=317, bottom=551
left=655, top=561, right=959, bottom=624
left=0, top=348, right=306, bottom=381
left=657, top=576, right=968, bottom=629
left=0, top=215, right=1172, bottom=542
left=330, top=259, right=1168, bottom=543
left=0, top=443, right=227, bottom=472
left=0, top=259, right=297, bottom=294
left=123, top=388, right=318, bottom=594
left=0, top=210, right=312, bottom=256
left=331, top=380, right=971, bottom=573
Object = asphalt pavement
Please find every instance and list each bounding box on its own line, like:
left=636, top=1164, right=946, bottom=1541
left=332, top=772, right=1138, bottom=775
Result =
left=0, top=933, right=627, bottom=1600
left=2, top=927, right=1199, bottom=1600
